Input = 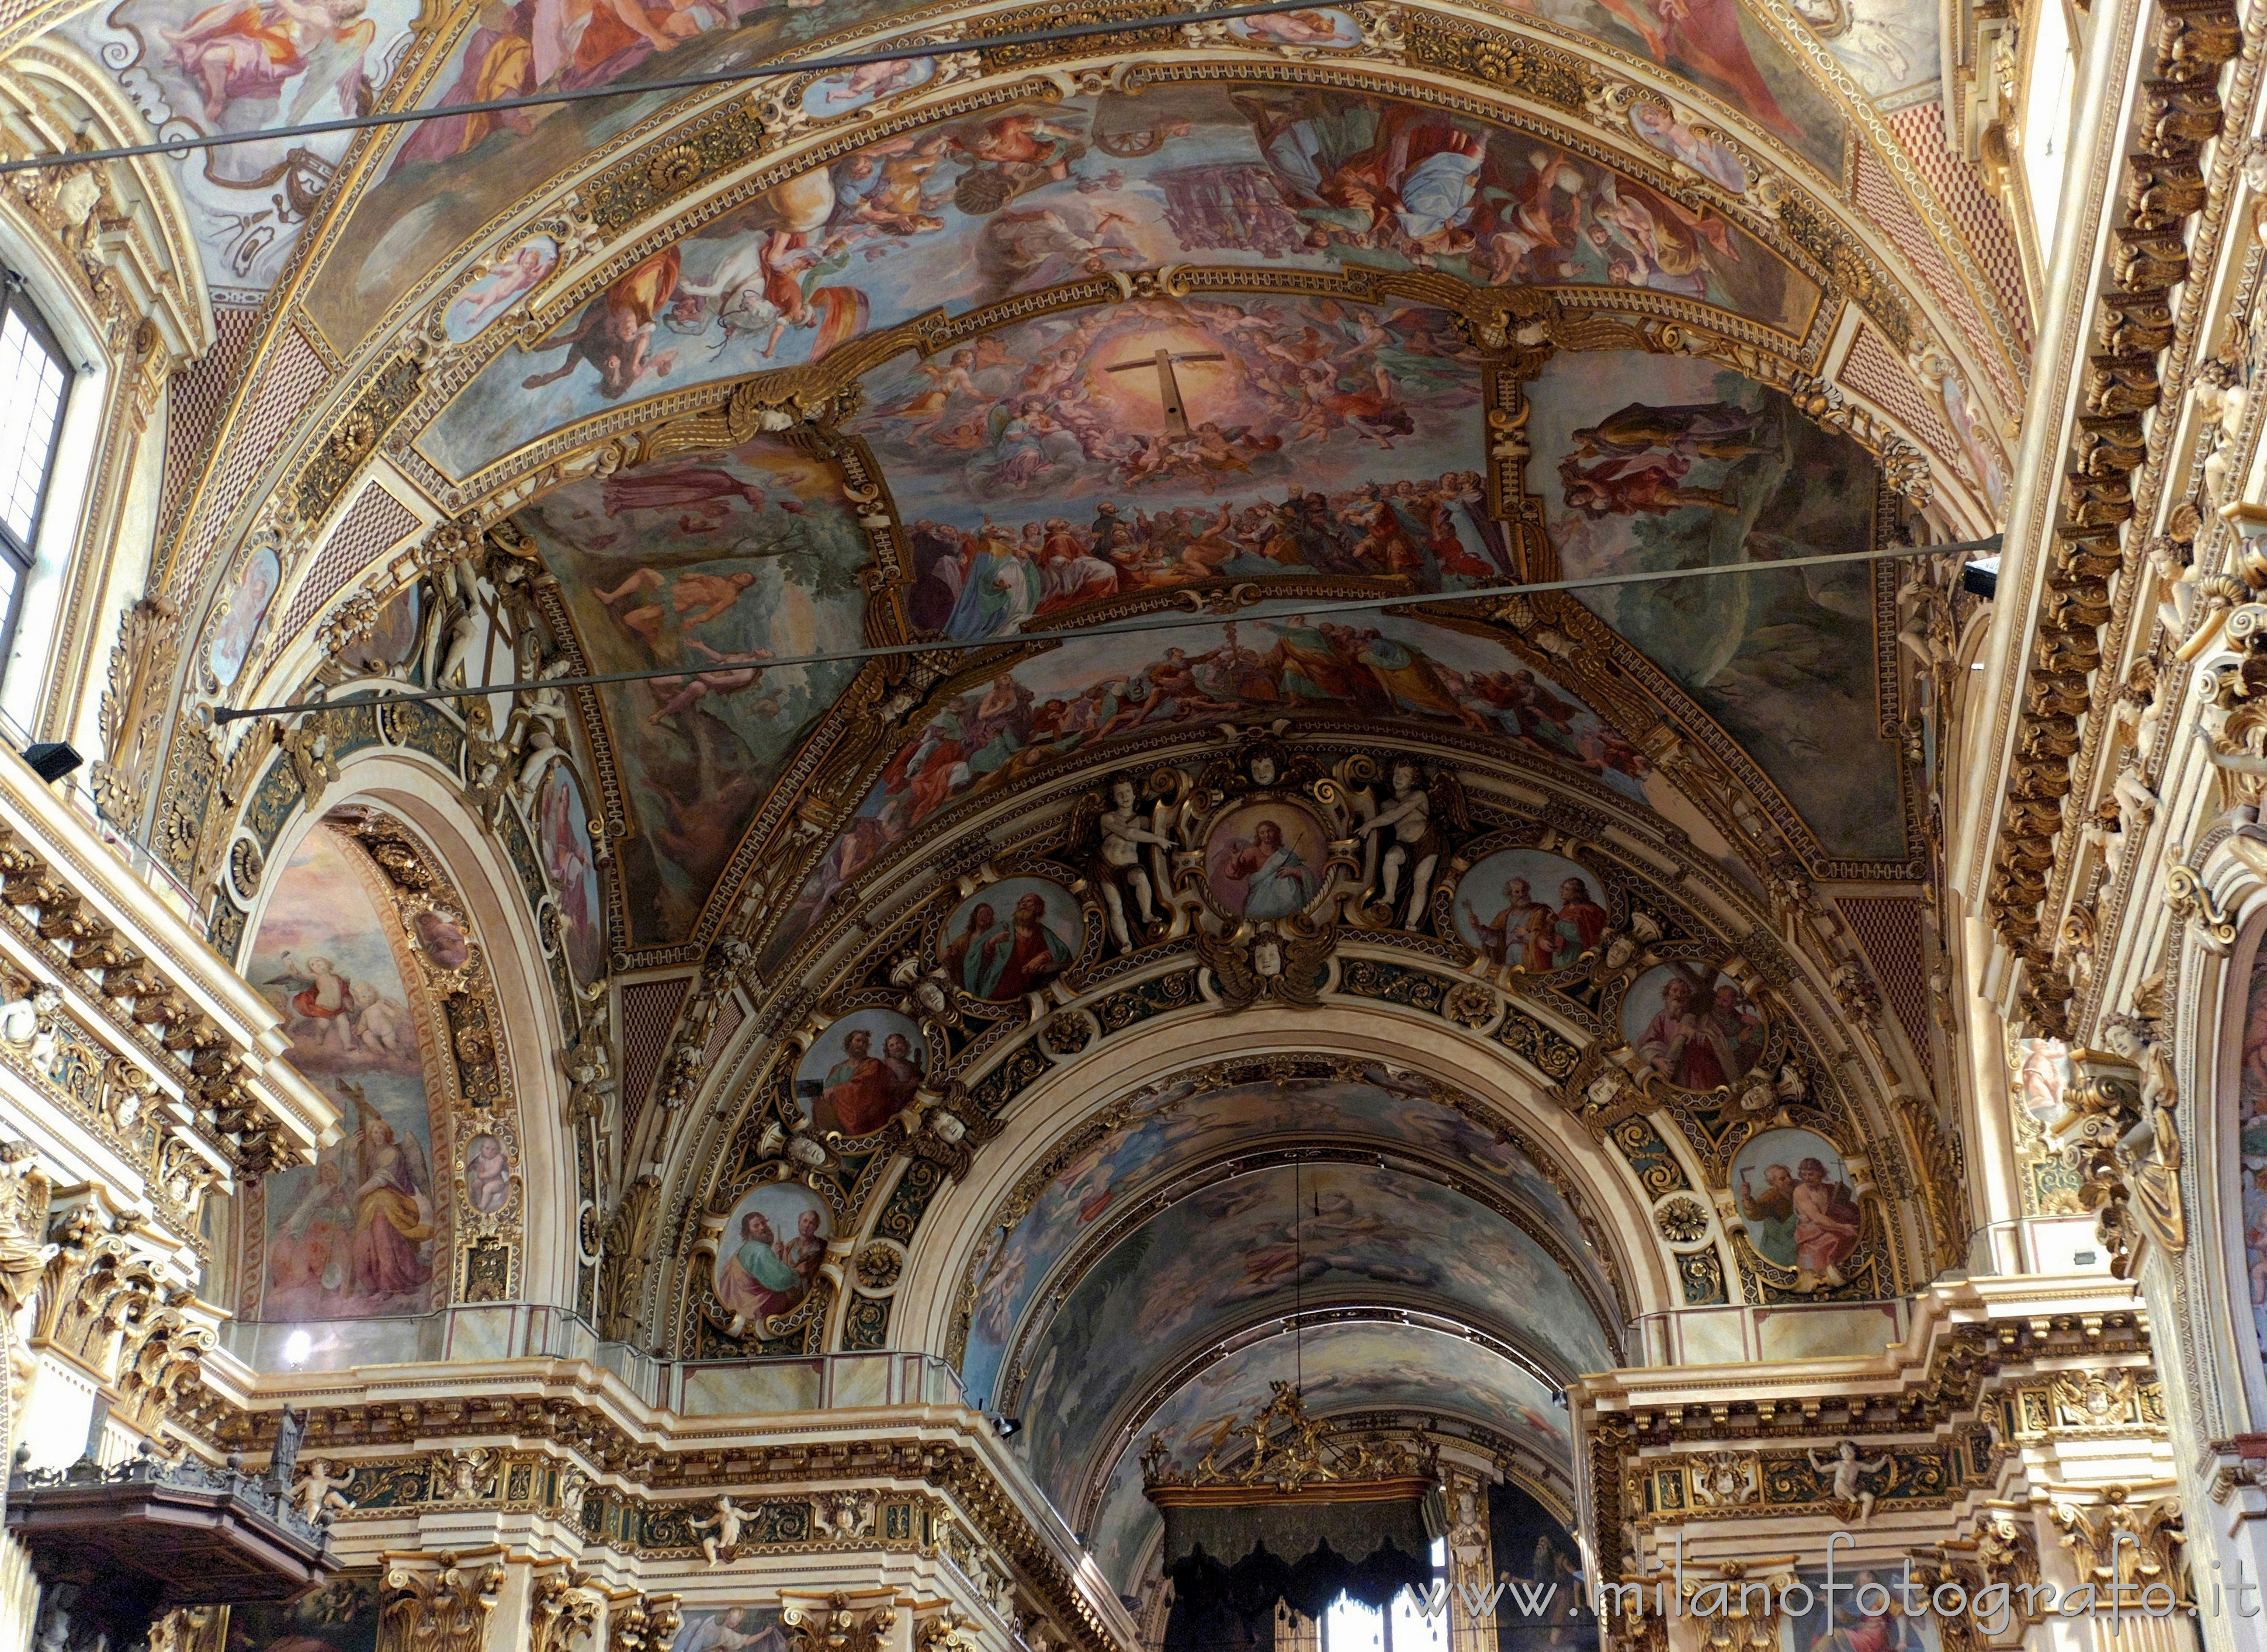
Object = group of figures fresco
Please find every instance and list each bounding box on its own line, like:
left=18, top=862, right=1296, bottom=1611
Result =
left=1733, top=1127, right=1860, bottom=1280
left=715, top=1182, right=832, bottom=1324
left=774, top=617, right=1649, bottom=962
left=1528, top=352, right=1902, bottom=862
left=249, top=825, right=441, bottom=1321
left=422, top=85, right=1817, bottom=476
left=1623, top=962, right=1765, bottom=1089
left=67, top=0, right=419, bottom=287
left=862, top=296, right=1500, bottom=637
left=792, top=1007, right=928, bottom=1137
left=279, top=0, right=1842, bottom=350
left=1452, top=848, right=1609, bottom=970
left=939, top=879, right=1084, bottom=999
left=515, top=439, right=871, bottom=943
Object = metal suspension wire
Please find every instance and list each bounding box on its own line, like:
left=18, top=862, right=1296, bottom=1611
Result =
left=212, top=533, right=1999, bottom=724
left=0, top=0, right=1350, bottom=175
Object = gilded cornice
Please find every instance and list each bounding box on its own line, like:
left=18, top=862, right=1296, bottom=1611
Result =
left=1981, top=0, right=2242, bottom=1035
left=0, top=747, right=331, bottom=1176
left=2055, top=99, right=2267, bottom=1042
left=169, top=1377, right=1134, bottom=1652
left=1576, top=1278, right=2157, bottom=1561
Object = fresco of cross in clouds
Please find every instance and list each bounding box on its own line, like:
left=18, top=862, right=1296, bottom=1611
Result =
left=1106, top=346, right=1229, bottom=436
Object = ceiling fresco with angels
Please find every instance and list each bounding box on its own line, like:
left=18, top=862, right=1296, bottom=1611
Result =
left=507, top=280, right=1909, bottom=956
left=237, top=0, right=1873, bottom=349
left=53, top=0, right=1975, bottom=995
left=416, top=81, right=1823, bottom=484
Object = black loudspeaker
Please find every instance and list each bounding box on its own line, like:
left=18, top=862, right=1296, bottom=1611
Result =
left=1960, top=561, right=1998, bottom=601
left=22, top=742, right=81, bottom=783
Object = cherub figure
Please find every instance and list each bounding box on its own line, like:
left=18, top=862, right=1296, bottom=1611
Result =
left=1807, top=1439, right=1891, bottom=1524
left=692, top=1494, right=750, bottom=1566
left=290, top=1459, right=356, bottom=1525
left=1087, top=775, right=1173, bottom=950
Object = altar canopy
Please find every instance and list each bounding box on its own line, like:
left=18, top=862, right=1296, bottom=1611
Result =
left=1148, top=1387, right=1438, bottom=1651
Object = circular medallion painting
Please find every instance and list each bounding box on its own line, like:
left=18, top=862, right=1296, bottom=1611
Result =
left=1451, top=849, right=1607, bottom=970
left=794, top=1008, right=927, bottom=1137
left=1204, top=799, right=1329, bottom=921
left=1730, top=1127, right=1857, bottom=1278
left=715, top=1182, right=830, bottom=1323
left=942, top=877, right=1083, bottom=1001
left=1621, top=963, right=1765, bottom=1091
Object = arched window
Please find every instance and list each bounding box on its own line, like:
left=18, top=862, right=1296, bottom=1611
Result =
left=0, top=278, right=70, bottom=665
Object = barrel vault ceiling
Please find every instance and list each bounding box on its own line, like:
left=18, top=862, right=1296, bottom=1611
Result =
left=50, top=0, right=2006, bottom=1550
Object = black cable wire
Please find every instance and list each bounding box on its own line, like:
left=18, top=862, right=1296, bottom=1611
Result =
left=213, top=535, right=1998, bottom=724
left=0, top=0, right=1346, bottom=175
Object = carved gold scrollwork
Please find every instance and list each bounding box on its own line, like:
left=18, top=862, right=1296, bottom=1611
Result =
left=381, top=1553, right=506, bottom=1652
left=529, top=1573, right=600, bottom=1652
left=2164, top=863, right=2237, bottom=945
left=783, top=1595, right=896, bottom=1652
left=2048, top=1488, right=2189, bottom=1606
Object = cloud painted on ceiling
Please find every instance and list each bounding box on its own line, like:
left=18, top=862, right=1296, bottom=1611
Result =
left=1008, top=1160, right=1613, bottom=1512
left=313, top=0, right=1846, bottom=355
left=512, top=435, right=869, bottom=945
left=960, top=1072, right=1602, bottom=1411
left=247, top=824, right=442, bottom=1321
left=66, top=0, right=422, bottom=290
left=414, top=85, right=1818, bottom=476
left=1525, top=350, right=1904, bottom=860
left=1081, top=1319, right=1569, bottom=1589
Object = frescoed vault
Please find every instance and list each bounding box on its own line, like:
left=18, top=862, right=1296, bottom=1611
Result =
left=44, top=0, right=1994, bottom=1599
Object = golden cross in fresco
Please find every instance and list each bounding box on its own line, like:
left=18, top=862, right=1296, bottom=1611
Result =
left=1104, top=347, right=1228, bottom=437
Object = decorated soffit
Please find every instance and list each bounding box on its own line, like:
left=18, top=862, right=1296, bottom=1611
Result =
left=952, top=1067, right=1621, bottom=1418
left=494, top=316, right=1923, bottom=967
left=81, top=0, right=2022, bottom=506
left=997, top=1157, right=1613, bottom=1514
left=117, top=0, right=2023, bottom=975
left=280, top=0, right=1889, bottom=344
